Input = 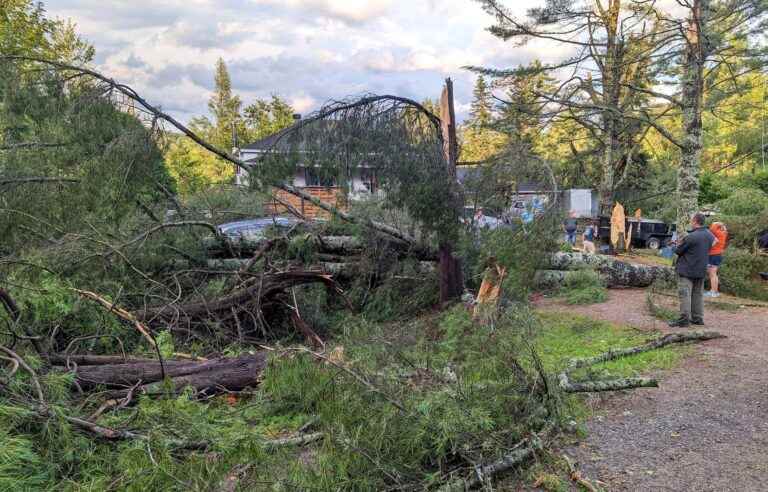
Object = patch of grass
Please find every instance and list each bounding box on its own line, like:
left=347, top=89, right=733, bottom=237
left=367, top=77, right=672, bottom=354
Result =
left=535, top=312, right=683, bottom=377
left=564, top=286, right=608, bottom=305
left=558, top=269, right=608, bottom=305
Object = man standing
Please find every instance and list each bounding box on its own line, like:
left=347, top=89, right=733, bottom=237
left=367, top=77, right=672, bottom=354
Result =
left=563, top=212, right=578, bottom=246
left=669, top=213, right=715, bottom=327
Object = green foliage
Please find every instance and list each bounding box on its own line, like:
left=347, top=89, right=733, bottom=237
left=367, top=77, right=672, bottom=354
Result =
left=469, top=75, right=493, bottom=128
left=243, top=95, right=295, bottom=141
left=0, top=71, right=173, bottom=252
left=716, top=187, right=768, bottom=216
left=0, top=430, right=48, bottom=490
left=463, top=217, right=559, bottom=302
left=163, top=131, right=234, bottom=195
left=718, top=247, right=768, bottom=301
left=712, top=187, right=768, bottom=249
left=556, top=269, right=608, bottom=305
left=207, top=57, right=244, bottom=153
left=259, top=305, right=552, bottom=489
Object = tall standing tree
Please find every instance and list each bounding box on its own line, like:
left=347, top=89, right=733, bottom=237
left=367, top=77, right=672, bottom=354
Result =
left=469, top=75, right=494, bottom=128
left=640, top=0, right=767, bottom=232
left=208, top=58, right=243, bottom=152
left=243, top=95, right=295, bottom=141
left=461, top=76, right=506, bottom=163
left=472, top=0, right=665, bottom=215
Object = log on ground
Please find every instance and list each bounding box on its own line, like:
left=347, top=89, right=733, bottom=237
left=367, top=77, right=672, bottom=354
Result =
left=539, top=252, right=675, bottom=287
left=55, top=353, right=268, bottom=395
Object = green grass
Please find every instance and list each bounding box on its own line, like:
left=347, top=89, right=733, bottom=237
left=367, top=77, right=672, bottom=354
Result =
left=535, top=312, right=683, bottom=378
left=557, top=269, right=609, bottom=305
left=706, top=299, right=743, bottom=312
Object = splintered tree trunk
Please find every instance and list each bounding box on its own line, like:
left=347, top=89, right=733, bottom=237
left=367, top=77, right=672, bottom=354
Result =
left=677, top=0, right=707, bottom=235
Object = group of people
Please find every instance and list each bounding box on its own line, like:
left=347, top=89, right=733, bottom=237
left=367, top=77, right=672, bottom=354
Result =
left=563, top=211, right=730, bottom=327
left=563, top=212, right=599, bottom=254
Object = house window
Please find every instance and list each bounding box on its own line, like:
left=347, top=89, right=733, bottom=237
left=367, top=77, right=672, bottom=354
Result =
left=304, top=167, right=337, bottom=187
left=360, top=169, right=378, bottom=193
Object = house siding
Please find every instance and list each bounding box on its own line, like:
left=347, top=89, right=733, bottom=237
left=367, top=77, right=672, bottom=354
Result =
left=265, top=187, right=347, bottom=219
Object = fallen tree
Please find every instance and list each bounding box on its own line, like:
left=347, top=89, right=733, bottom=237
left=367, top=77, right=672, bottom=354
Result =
left=54, top=352, right=268, bottom=397
left=136, top=269, right=342, bottom=325
left=538, top=252, right=675, bottom=288
left=558, top=330, right=725, bottom=393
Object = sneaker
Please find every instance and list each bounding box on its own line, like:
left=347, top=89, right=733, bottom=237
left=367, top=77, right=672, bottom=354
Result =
left=703, top=291, right=714, bottom=297
left=711, top=292, right=720, bottom=298
left=668, top=318, right=690, bottom=328
left=691, top=319, right=705, bottom=325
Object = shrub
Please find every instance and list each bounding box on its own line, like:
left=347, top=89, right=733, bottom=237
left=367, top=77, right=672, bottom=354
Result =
left=715, top=187, right=768, bottom=217
left=718, top=248, right=768, bottom=301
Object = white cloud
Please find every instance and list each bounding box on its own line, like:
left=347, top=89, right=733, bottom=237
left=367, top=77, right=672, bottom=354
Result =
left=253, top=0, right=394, bottom=24
left=46, top=0, right=577, bottom=125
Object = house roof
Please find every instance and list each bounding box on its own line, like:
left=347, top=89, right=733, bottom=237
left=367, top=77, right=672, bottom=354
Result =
left=240, top=124, right=300, bottom=152
left=240, top=120, right=338, bottom=153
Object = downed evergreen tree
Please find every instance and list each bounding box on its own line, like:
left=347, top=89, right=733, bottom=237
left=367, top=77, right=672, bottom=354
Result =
left=536, top=252, right=675, bottom=289
left=0, top=48, right=728, bottom=491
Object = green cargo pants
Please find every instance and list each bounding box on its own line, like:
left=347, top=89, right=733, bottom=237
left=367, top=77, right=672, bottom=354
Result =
left=678, top=276, right=704, bottom=322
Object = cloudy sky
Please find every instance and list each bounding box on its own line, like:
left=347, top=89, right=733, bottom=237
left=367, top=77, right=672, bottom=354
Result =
left=46, top=0, right=570, bottom=125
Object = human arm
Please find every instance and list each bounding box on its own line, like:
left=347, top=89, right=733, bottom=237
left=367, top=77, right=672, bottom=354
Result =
left=674, top=235, right=691, bottom=256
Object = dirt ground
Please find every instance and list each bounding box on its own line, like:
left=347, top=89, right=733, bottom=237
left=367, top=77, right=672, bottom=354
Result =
left=538, top=289, right=768, bottom=491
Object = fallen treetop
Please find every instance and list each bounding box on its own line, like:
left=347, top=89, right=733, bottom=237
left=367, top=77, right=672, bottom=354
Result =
left=0, top=56, right=433, bottom=252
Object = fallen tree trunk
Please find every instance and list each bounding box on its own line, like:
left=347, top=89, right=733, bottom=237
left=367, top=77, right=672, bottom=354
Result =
left=539, top=253, right=675, bottom=288
left=135, top=270, right=338, bottom=322
left=196, top=260, right=437, bottom=279
left=56, top=353, right=268, bottom=395
left=204, top=234, right=438, bottom=261
left=558, top=330, right=724, bottom=393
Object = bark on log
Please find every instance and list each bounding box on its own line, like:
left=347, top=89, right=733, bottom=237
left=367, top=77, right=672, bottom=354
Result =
left=557, top=330, right=724, bottom=393
left=565, top=330, right=725, bottom=371
left=56, top=353, right=268, bottom=395
left=204, top=234, right=437, bottom=260
left=136, top=270, right=337, bottom=322
left=438, top=437, right=541, bottom=492
left=539, top=252, right=675, bottom=287
left=189, top=260, right=437, bottom=279
left=560, top=375, right=658, bottom=393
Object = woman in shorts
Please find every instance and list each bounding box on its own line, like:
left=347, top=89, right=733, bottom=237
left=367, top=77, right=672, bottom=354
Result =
left=706, top=222, right=728, bottom=297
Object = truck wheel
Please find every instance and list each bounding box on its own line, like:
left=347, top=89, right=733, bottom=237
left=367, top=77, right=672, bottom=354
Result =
left=647, top=237, right=661, bottom=250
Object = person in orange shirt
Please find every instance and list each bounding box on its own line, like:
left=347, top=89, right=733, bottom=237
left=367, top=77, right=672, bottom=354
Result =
left=706, top=222, right=728, bottom=297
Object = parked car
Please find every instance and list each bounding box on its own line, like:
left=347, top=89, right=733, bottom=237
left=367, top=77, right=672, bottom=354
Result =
left=597, top=216, right=675, bottom=249
left=217, top=216, right=297, bottom=242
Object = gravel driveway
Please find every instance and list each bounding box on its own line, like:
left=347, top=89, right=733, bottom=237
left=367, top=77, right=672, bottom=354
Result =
left=541, top=289, right=768, bottom=491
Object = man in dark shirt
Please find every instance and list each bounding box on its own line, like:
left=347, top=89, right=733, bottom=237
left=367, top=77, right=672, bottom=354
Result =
left=670, top=213, right=716, bottom=327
